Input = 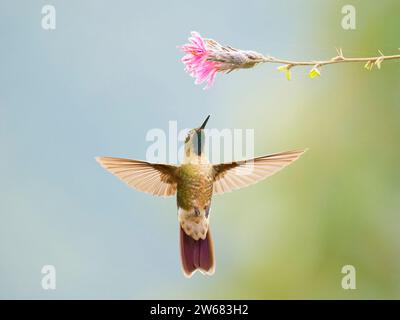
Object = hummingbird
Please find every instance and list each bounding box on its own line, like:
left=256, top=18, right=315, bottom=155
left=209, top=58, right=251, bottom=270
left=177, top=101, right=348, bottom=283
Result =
left=96, top=116, right=306, bottom=277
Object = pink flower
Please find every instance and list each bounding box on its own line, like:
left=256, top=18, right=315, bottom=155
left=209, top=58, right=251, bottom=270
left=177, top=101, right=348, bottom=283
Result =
left=178, top=31, right=219, bottom=90
left=178, top=32, right=266, bottom=90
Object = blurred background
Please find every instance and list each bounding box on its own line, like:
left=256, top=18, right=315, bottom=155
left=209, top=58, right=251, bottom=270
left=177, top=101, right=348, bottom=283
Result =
left=0, top=0, right=399, bottom=299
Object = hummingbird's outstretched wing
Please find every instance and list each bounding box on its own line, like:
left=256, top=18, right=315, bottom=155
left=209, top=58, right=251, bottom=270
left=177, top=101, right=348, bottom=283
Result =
left=96, top=157, right=178, bottom=197
left=212, top=149, right=306, bottom=195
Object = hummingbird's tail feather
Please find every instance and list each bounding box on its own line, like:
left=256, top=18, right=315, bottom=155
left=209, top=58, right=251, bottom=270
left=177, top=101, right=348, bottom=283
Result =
left=179, top=226, right=215, bottom=278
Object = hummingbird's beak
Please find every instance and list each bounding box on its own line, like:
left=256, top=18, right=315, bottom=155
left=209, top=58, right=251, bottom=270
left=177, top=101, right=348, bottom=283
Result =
left=199, top=115, right=210, bottom=130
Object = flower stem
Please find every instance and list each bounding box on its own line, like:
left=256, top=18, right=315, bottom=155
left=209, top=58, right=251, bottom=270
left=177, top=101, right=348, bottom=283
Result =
left=262, top=52, right=400, bottom=68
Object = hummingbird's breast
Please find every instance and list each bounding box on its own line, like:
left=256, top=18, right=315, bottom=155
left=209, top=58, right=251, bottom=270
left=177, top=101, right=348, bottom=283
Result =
left=177, top=163, right=213, bottom=210
left=176, top=163, right=214, bottom=240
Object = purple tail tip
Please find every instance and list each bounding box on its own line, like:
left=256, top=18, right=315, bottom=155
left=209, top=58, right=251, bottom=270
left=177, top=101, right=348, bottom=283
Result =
left=179, top=226, right=215, bottom=277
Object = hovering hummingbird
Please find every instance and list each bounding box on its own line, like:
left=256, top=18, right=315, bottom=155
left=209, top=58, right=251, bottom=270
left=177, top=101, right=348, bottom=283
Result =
left=96, top=116, right=306, bottom=277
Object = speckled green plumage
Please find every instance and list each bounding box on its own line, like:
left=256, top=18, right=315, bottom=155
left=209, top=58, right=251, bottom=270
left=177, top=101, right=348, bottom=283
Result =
left=177, top=163, right=214, bottom=210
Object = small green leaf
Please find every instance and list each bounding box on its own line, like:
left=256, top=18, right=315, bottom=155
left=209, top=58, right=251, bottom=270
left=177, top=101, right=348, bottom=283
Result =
left=364, top=61, right=373, bottom=71
left=277, top=65, right=292, bottom=81
left=285, top=70, right=292, bottom=81
left=309, top=67, right=321, bottom=79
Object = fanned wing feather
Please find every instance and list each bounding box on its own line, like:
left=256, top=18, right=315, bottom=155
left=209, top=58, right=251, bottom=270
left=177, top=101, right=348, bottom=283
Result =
left=96, top=157, right=178, bottom=197
left=212, top=149, right=306, bottom=195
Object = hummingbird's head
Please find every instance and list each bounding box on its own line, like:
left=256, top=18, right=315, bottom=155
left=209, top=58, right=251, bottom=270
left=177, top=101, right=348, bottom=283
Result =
left=184, top=115, right=210, bottom=159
